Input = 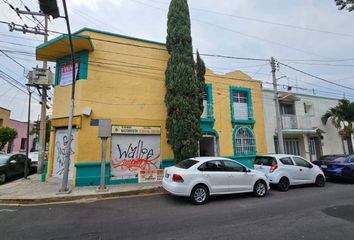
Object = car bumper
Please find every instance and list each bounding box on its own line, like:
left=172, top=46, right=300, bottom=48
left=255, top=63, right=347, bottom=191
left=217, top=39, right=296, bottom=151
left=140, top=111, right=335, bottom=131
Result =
left=322, top=169, right=342, bottom=178
left=162, top=178, right=190, bottom=197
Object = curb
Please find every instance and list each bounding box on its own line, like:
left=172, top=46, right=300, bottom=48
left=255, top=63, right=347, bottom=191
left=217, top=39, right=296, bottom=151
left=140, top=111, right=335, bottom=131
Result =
left=0, top=186, right=164, bottom=205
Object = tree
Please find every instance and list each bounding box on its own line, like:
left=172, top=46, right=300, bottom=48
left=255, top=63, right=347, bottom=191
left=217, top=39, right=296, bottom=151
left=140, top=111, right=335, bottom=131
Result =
left=322, top=99, right=354, bottom=154
left=196, top=50, right=206, bottom=116
left=0, top=127, right=17, bottom=151
left=30, top=117, right=51, bottom=145
left=334, top=0, right=354, bottom=11
left=165, top=0, right=202, bottom=162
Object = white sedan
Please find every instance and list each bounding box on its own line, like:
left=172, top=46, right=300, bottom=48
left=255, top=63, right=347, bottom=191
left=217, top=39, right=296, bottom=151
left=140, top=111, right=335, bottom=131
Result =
left=163, top=157, right=270, bottom=204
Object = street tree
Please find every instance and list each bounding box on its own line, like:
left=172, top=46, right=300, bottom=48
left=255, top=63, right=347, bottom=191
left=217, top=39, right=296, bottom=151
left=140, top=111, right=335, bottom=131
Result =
left=322, top=99, right=354, bottom=154
left=165, top=0, right=202, bottom=162
left=0, top=127, right=18, bottom=151
left=196, top=50, right=206, bottom=117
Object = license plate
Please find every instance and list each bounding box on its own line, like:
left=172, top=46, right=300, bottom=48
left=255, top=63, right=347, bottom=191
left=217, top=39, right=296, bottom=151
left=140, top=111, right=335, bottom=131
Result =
left=321, top=165, right=327, bottom=169
left=165, top=172, right=170, bottom=178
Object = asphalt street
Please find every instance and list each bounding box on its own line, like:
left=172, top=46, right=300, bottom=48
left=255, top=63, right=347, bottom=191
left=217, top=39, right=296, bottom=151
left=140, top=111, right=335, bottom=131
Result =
left=1, top=181, right=354, bottom=240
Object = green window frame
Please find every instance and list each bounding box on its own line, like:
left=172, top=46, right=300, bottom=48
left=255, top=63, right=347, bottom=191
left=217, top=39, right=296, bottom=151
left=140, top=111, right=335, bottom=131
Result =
left=229, top=86, right=255, bottom=125
left=232, top=126, right=256, bottom=156
left=54, top=50, right=89, bottom=86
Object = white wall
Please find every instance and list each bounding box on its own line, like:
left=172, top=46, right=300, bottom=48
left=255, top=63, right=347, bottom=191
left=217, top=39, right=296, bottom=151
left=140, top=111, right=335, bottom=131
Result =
left=262, top=89, right=346, bottom=157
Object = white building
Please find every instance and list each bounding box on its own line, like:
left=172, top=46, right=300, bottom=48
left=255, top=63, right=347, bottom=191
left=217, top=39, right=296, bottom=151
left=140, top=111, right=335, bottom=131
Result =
left=262, top=89, right=353, bottom=161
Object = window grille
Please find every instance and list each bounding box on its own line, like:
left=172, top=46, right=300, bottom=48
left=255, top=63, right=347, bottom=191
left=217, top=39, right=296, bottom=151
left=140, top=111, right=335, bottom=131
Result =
left=233, top=90, right=249, bottom=120
left=235, top=127, right=256, bottom=155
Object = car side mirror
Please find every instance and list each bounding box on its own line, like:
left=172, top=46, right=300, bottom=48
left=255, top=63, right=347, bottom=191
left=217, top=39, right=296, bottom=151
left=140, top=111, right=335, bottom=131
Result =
left=243, top=167, right=251, bottom=173
left=309, top=165, right=313, bottom=168
left=9, top=160, right=16, bottom=164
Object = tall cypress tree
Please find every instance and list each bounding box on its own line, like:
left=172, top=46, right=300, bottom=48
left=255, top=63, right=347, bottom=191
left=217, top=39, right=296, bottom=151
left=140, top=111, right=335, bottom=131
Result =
left=165, top=0, right=202, bottom=162
left=196, top=50, right=206, bottom=116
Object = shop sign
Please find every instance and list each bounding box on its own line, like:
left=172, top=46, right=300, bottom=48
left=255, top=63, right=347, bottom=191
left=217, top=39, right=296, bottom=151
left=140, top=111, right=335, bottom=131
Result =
left=112, top=125, right=160, bottom=135
left=138, top=169, right=163, bottom=183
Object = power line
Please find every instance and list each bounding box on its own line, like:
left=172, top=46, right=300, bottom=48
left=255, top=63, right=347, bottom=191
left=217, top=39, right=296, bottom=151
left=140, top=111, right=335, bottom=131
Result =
left=279, top=62, right=354, bottom=91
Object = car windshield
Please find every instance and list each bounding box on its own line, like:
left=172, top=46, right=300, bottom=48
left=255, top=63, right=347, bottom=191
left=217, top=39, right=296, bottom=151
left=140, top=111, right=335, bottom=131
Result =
left=318, top=155, right=348, bottom=162
left=0, top=155, right=10, bottom=164
left=175, top=159, right=199, bottom=169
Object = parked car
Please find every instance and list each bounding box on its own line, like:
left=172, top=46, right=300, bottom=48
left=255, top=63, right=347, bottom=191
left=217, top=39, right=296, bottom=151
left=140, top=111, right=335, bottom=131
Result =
left=163, top=157, right=270, bottom=205
left=253, top=154, right=325, bottom=191
left=0, top=153, right=31, bottom=184
left=313, top=154, right=354, bottom=181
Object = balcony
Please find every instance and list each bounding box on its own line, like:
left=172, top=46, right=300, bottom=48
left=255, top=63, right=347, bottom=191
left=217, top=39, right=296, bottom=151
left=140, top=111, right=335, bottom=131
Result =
left=201, top=101, right=214, bottom=119
left=281, top=115, right=316, bottom=129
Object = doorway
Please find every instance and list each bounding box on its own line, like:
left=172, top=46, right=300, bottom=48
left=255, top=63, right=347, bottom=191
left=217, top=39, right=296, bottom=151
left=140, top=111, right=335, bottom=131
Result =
left=199, top=135, right=219, bottom=157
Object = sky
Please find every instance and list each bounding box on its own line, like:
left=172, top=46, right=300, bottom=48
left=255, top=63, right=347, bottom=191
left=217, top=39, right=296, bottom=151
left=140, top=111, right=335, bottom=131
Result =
left=0, top=0, right=354, bottom=122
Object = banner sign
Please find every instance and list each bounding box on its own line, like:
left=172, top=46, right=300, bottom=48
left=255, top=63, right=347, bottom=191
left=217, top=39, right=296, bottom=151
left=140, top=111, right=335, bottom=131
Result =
left=52, top=128, right=76, bottom=179
left=112, top=125, right=161, bottom=135
left=59, top=60, right=80, bottom=86
left=138, top=169, right=163, bottom=183
left=110, top=134, right=161, bottom=180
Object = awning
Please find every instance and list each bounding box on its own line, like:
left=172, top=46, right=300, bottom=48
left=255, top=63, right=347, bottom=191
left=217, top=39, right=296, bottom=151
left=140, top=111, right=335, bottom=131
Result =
left=278, top=93, right=301, bottom=102
left=36, top=34, right=94, bottom=62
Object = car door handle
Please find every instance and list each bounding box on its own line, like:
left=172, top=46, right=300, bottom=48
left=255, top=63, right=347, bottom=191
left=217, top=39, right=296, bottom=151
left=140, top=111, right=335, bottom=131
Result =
left=299, top=169, right=302, bottom=171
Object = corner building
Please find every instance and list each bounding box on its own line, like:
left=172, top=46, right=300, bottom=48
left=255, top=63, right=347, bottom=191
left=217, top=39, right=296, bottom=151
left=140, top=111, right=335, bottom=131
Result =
left=36, top=28, right=267, bottom=186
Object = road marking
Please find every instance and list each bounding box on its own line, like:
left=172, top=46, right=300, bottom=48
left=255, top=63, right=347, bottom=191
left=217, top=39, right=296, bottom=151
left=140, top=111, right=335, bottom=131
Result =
left=0, top=209, right=17, bottom=212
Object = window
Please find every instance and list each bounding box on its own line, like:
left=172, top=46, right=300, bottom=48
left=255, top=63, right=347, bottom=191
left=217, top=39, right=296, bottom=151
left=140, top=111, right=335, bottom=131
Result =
left=293, top=157, right=312, bottom=168
left=280, top=157, right=294, bottom=165
left=235, top=127, right=256, bottom=155
left=223, top=160, right=244, bottom=172
left=0, top=118, right=3, bottom=127
left=254, top=156, right=276, bottom=166
left=201, top=85, right=213, bottom=118
left=198, top=160, right=224, bottom=172
left=280, top=102, right=295, bottom=115
left=232, top=90, right=249, bottom=120
left=20, top=138, right=27, bottom=150
left=175, top=159, right=199, bottom=169
left=275, top=138, right=300, bottom=156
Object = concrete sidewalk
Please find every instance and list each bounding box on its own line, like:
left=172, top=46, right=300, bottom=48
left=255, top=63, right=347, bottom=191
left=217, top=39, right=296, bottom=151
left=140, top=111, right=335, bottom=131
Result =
left=0, top=174, right=163, bottom=205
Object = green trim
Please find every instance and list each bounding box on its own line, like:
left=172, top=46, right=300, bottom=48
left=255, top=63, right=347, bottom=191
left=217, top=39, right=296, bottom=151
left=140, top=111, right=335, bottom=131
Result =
left=229, top=86, right=255, bottom=125
left=36, top=34, right=94, bottom=50
left=232, top=125, right=256, bottom=156
left=41, top=161, right=47, bottom=182
left=54, top=50, right=89, bottom=86
left=75, top=158, right=175, bottom=186
left=73, top=27, right=166, bottom=46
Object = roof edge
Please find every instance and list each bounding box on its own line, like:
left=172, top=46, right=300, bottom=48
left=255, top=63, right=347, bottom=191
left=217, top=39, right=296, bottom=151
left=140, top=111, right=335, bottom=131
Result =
left=73, top=27, right=166, bottom=47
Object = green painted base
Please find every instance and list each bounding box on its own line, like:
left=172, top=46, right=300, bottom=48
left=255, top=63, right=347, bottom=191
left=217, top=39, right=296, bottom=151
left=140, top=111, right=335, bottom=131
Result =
left=75, top=159, right=175, bottom=187
left=41, top=161, right=47, bottom=182
left=224, top=155, right=256, bottom=168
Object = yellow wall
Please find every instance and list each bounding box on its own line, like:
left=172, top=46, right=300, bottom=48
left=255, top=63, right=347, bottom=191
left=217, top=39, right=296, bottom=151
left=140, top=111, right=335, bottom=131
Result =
left=47, top=29, right=267, bottom=183
left=0, top=107, right=10, bottom=127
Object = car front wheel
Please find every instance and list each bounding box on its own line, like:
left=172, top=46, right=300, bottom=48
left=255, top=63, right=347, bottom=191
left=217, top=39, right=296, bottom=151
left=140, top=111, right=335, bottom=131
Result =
left=0, top=172, right=6, bottom=185
left=253, top=180, right=267, bottom=197
left=315, top=175, right=325, bottom=187
left=190, top=185, right=209, bottom=205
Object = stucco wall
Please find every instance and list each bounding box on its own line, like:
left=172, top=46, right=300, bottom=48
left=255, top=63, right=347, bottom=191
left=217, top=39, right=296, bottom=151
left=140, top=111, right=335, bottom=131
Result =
left=0, top=107, right=10, bottom=128
left=8, top=119, right=33, bottom=153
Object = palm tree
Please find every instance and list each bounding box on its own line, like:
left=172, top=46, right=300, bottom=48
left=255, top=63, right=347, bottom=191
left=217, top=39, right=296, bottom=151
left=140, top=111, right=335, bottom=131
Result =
left=322, top=99, right=354, bottom=154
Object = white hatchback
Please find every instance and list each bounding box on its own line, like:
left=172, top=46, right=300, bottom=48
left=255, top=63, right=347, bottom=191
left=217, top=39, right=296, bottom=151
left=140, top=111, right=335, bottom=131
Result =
left=253, top=154, right=325, bottom=191
left=163, top=157, right=270, bottom=204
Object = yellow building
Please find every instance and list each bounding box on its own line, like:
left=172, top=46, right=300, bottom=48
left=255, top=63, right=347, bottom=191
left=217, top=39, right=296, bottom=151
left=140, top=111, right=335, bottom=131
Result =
left=36, top=28, right=267, bottom=186
left=0, top=107, right=10, bottom=128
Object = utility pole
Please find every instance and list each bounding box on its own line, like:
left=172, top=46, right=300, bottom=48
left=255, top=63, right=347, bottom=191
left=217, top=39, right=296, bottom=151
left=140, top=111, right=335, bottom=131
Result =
left=38, top=15, right=49, bottom=174
left=24, top=85, right=34, bottom=179
left=271, top=57, right=285, bottom=154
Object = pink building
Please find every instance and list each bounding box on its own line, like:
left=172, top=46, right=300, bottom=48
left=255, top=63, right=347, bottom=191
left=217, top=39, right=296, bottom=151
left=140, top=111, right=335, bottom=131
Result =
left=6, top=119, right=34, bottom=153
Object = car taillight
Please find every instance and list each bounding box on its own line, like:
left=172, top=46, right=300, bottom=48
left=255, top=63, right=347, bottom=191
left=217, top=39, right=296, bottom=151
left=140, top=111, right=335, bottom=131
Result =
left=270, top=163, right=278, bottom=173
left=172, top=174, right=184, bottom=183
left=333, top=164, right=346, bottom=168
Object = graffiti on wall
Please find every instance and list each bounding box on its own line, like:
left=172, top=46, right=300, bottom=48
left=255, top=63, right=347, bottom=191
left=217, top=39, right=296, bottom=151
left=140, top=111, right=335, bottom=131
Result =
left=110, top=135, right=161, bottom=180
left=52, top=128, right=76, bottom=179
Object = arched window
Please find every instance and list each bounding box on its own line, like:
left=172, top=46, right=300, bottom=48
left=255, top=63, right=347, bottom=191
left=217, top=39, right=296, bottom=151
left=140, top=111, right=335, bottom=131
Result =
left=234, top=127, right=256, bottom=155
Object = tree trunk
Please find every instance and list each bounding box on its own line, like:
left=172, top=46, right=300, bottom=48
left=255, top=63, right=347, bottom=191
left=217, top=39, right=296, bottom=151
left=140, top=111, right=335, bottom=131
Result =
left=347, top=133, right=354, bottom=154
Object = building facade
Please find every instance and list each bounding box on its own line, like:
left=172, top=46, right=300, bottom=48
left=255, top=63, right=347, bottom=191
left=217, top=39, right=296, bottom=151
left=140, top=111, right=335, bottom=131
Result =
left=263, top=89, right=353, bottom=161
left=36, top=28, right=267, bottom=186
left=0, top=107, right=10, bottom=128
left=6, top=119, right=33, bottom=153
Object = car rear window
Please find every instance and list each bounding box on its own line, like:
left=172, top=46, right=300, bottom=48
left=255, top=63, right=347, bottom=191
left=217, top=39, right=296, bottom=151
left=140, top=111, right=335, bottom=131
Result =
left=175, top=159, right=199, bottom=169
left=318, top=155, right=348, bottom=162
left=254, top=157, right=276, bottom=166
